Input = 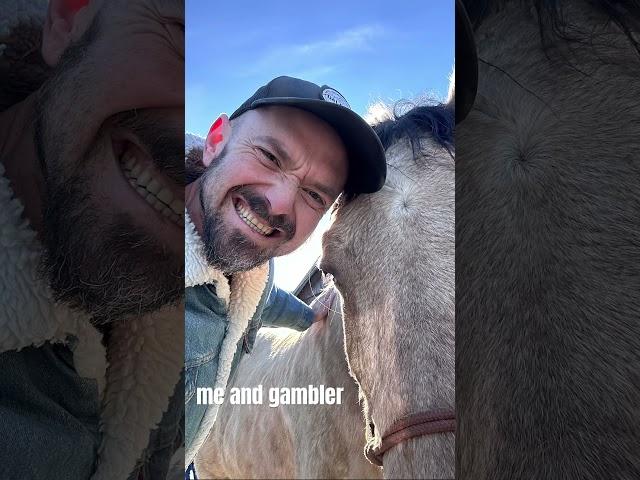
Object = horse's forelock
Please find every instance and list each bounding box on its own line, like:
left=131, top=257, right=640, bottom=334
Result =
left=464, top=0, right=640, bottom=55
left=372, top=102, right=454, bottom=162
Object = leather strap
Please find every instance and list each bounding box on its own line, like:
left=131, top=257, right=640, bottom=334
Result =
left=364, top=410, right=456, bottom=467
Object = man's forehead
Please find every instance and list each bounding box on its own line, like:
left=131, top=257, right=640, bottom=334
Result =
left=235, top=109, right=296, bottom=145
left=243, top=106, right=296, bottom=129
left=239, top=107, right=340, bottom=147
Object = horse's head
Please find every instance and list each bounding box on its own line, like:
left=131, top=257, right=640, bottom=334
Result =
left=320, top=98, right=455, bottom=478
left=457, top=1, right=640, bottom=478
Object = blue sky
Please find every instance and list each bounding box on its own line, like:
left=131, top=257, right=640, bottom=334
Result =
left=186, top=0, right=454, bottom=136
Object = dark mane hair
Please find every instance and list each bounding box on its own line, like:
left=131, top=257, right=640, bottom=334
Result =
left=463, top=0, right=640, bottom=55
left=372, top=102, right=455, bottom=159
left=339, top=102, right=454, bottom=203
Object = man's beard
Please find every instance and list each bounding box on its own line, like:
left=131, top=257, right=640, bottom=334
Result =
left=199, top=160, right=295, bottom=275
left=34, top=17, right=184, bottom=324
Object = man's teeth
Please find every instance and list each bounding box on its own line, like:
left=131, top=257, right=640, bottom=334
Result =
left=235, top=204, right=274, bottom=236
left=121, top=152, right=184, bottom=226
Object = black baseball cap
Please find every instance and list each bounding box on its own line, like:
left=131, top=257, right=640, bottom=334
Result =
left=230, top=76, right=386, bottom=194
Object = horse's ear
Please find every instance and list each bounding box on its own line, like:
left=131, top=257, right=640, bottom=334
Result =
left=446, top=66, right=455, bottom=110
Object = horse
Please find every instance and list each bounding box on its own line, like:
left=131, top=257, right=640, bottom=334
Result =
left=195, top=95, right=455, bottom=479
left=195, top=288, right=382, bottom=479
left=320, top=98, right=456, bottom=479
left=456, top=1, right=640, bottom=478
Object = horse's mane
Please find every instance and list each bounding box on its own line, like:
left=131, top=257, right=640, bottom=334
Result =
left=371, top=102, right=454, bottom=159
left=337, top=101, right=454, bottom=202
left=463, top=0, right=640, bottom=55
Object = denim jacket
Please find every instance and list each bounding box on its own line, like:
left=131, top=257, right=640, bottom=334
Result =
left=185, top=257, right=314, bottom=465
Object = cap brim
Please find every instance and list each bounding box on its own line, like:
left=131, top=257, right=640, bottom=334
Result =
left=252, top=97, right=386, bottom=194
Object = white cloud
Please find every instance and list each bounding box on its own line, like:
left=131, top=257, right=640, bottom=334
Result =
left=237, top=24, right=386, bottom=77
left=290, top=25, right=385, bottom=55
left=289, top=65, right=338, bottom=83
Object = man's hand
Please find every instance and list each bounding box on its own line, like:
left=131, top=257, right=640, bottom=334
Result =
left=310, top=288, right=337, bottom=324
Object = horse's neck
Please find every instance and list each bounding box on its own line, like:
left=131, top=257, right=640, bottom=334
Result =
left=263, top=299, right=346, bottom=381
left=366, top=305, right=455, bottom=436
left=382, top=433, right=455, bottom=480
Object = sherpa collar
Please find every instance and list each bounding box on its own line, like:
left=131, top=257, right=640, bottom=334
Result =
left=1, top=5, right=183, bottom=478
left=0, top=162, right=183, bottom=480
left=184, top=209, right=270, bottom=467
left=185, top=209, right=231, bottom=301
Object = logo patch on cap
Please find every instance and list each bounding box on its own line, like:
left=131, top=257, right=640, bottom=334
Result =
left=321, top=87, right=350, bottom=109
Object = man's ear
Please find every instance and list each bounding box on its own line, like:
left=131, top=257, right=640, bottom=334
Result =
left=203, top=114, right=232, bottom=168
left=41, top=0, right=94, bottom=67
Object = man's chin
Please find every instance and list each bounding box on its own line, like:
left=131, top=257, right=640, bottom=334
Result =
left=41, top=187, right=184, bottom=324
left=204, top=246, right=271, bottom=276
left=202, top=223, right=275, bottom=275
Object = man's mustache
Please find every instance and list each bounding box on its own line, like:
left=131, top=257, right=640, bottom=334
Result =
left=234, top=185, right=296, bottom=240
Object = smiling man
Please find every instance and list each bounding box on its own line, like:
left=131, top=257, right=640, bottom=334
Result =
left=0, top=0, right=184, bottom=479
left=185, top=76, right=386, bottom=467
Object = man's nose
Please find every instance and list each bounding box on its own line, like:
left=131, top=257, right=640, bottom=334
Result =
left=264, top=180, right=297, bottom=216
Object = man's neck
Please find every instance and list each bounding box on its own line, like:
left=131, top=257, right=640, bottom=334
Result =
left=0, top=94, right=45, bottom=237
left=186, top=177, right=205, bottom=237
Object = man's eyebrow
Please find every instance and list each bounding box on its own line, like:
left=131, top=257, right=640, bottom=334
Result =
left=310, top=182, right=340, bottom=201
left=256, top=135, right=341, bottom=200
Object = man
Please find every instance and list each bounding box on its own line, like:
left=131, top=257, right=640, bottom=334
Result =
left=184, top=75, right=387, bottom=466
left=0, top=0, right=184, bottom=478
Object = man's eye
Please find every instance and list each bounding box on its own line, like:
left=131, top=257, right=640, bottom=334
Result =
left=259, top=148, right=278, bottom=165
left=306, top=189, right=326, bottom=208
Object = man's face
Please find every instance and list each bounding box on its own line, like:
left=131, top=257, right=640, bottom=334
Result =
left=36, top=0, right=185, bottom=323
left=200, top=106, right=348, bottom=274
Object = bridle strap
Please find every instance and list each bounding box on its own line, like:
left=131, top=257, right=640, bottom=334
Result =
left=364, top=410, right=456, bottom=467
